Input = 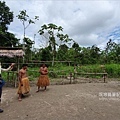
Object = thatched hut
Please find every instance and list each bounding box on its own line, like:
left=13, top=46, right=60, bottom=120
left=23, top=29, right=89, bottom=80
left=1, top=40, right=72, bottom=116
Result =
left=0, top=47, right=24, bottom=58
left=0, top=47, right=25, bottom=87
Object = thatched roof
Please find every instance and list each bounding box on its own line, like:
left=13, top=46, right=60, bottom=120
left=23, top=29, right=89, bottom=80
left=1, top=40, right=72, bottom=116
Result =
left=0, top=47, right=25, bottom=58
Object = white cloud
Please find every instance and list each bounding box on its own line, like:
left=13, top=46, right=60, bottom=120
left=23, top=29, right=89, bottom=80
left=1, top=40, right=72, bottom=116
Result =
left=2, top=0, right=120, bottom=48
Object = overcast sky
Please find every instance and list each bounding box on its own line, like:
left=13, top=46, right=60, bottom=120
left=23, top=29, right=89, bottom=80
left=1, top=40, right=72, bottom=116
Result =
left=2, top=0, right=120, bottom=49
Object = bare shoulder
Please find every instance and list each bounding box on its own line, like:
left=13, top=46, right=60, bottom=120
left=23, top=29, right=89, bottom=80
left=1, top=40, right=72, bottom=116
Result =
left=44, top=67, right=48, bottom=71
left=19, top=69, right=23, bottom=73
left=40, top=67, right=43, bottom=70
left=45, top=67, right=48, bottom=70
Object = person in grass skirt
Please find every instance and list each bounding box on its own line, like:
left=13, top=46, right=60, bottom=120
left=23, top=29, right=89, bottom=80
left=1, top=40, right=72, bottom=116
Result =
left=17, top=64, right=30, bottom=101
left=36, top=63, right=50, bottom=92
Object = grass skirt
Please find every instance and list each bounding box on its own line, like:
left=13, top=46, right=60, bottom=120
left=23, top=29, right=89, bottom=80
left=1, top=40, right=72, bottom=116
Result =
left=17, top=77, right=30, bottom=94
left=37, top=75, right=50, bottom=87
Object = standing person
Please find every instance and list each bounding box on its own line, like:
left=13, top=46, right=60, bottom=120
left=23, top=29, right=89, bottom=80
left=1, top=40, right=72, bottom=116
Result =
left=17, top=64, right=30, bottom=101
left=36, top=63, right=50, bottom=92
left=0, top=62, right=15, bottom=113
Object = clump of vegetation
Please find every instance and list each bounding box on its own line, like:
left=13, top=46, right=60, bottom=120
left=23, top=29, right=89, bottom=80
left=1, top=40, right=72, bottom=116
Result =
left=1, top=64, right=120, bottom=84
left=105, top=64, right=120, bottom=78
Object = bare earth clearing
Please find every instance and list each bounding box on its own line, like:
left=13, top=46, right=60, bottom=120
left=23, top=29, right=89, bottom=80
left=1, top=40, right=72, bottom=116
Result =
left=1, top=80, right=120, bottom=120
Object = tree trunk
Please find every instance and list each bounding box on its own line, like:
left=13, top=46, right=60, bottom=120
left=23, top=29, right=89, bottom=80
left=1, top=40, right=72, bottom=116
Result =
left=23, top=23, right=25, bottom=63
left=52, top=54, right=55, bottom=66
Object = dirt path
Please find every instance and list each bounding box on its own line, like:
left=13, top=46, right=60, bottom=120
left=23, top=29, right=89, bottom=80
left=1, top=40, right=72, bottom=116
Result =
left=1, top=82, right=120, bottom=120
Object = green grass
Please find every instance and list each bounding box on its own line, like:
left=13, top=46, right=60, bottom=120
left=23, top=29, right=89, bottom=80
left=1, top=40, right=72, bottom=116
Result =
left=105, top=64, right=120, bottom=78
left=1, top=64, right=120, bottom=82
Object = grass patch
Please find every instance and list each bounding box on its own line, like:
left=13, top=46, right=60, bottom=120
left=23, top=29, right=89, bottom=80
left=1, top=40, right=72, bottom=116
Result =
left=1, top=64, right=120, bottom=82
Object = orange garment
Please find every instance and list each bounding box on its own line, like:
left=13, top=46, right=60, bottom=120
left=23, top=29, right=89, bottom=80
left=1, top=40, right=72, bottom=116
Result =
left=17, top=77, right=30, bottom=94
left=37, top=75, right=50, bottom=87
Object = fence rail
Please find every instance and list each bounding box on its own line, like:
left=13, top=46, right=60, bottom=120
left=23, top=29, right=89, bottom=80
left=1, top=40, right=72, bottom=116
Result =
left=3, top=70, right=108, bottom=88
left=74, top=72, right=108, bottom=83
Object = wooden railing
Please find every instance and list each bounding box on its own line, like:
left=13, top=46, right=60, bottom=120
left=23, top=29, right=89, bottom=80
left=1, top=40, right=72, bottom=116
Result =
left=74, top=72, right=108, bottom=83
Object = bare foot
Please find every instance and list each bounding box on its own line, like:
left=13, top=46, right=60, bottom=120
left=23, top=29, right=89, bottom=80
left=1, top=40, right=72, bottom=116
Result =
left=36, top=90, right=39, bottom=93
left=18, top=98, right=22, bottom=101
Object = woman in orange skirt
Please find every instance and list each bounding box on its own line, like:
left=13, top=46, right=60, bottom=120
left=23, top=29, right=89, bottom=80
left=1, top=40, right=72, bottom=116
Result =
left=36, top=63, right=50, bottom=92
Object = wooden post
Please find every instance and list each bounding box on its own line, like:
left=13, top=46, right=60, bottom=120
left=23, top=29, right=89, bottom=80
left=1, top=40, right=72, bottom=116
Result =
left=74, top=65, right=77, bottom=80
left=69, top=72, right=72, bottom=84
left=73, top=72, right=76, bottom=80
left=69, top=62, right=70, bottom=66
left=15, top=57, right=19, bottom=88
left=103, top=69, right=106, bottom=83
left=7, top=72, right=9, bottom=82
left=103, top=74, right=106, bottom=83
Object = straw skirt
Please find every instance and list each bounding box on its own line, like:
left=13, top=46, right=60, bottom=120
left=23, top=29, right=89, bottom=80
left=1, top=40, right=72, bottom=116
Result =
left=17, top=77, right=30, bottom=94
left=37, top=75, right=50, bottom=87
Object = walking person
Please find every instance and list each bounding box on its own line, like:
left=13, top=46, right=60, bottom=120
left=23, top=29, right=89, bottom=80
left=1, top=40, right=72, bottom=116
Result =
left=17, top=64, right=30, bottom=101
left=36, top=63, right=50, bottom=92
left=0, top=62, right=15, bottom=113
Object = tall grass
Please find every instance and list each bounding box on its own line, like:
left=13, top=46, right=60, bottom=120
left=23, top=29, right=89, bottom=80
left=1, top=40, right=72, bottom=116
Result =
left=1, top=64, right=120, bottom=82
left=76, top=64, right=120, bottom=78
left=105, top=64, right=120, bottom=78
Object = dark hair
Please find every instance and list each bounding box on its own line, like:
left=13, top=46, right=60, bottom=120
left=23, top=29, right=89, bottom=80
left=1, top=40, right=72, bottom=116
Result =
left=40, top=63, right=48, bottom=67
left=22, top=64, right=28, bottom=67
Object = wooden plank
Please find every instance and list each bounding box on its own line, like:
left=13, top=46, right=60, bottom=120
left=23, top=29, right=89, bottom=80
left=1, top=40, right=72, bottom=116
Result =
left=74, top=72, right=107, bottom=83
left=76, top=73, right=107, bottom=75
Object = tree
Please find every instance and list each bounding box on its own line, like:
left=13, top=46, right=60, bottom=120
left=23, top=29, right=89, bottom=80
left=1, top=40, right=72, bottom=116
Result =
left=0, top=1, right=18, bottom=47
left=23, top=37, right=35, bottom=62
left=68, top=42, right=82, bottom=64
left=0, top=1, right=13, bottom=32
left=72, top=42, right=79, bottom=50
left=0, top=32, right=20, bottom=47
left=65, top=48, right=76, bottom=64
left=16, top=10, right=39, bottom=62
left=17, top=10, right=39, bottom=39
left=38, top=23, right=72, bottom=66
left=89, top=45, right=100, bottom=64
left=104, top=39, right=120, bottom=63
left=57, top=44, right=69, bottom=61
left=79, top=47, right=91, bottom=64
left=40, top=46, right=52, bottom=61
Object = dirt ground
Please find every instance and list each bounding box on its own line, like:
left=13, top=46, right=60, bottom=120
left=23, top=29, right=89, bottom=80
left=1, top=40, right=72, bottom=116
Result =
left=0, top=80, right=120, bottom=120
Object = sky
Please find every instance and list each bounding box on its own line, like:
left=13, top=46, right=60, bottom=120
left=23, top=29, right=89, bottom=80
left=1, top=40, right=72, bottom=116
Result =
left=2, top=0, right=120, bottom=49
